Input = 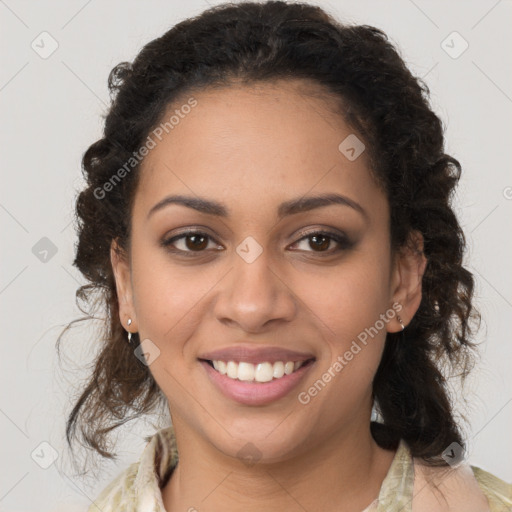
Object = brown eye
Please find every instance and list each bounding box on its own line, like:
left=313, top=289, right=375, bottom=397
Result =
left=291, top=230, right=352, bottom=254
left=183, top=233, right=208, bottom=251
left=161, top=230, right=221, bottom=255
left=161, top=229, right=352, bottom=258
left=308, top=234, right=331, bottom=251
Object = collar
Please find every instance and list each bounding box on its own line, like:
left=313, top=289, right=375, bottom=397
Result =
left=130, top=429, right=491, bottom=512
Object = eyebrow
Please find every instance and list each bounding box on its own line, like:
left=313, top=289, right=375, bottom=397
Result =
left=147, top=193, right=368, bottom=221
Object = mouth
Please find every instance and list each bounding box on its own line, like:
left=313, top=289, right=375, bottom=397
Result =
left=198, top=357, right=316, bottom=406
left=199, top=358, right=316, bottom=382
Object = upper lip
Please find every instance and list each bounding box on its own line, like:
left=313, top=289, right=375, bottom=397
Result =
left=198, top=344, right=316, bottom=364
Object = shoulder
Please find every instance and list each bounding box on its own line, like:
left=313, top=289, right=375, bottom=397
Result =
left=470, top=465, right=512, bottom=511
left=412, top=457, right=504, bottom=512
left=86, top=426, right=177, bottom=512
left=87, top=461, right=140, bottom=512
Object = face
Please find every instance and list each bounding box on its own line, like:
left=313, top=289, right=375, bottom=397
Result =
left=111, top=79, right=426, bottom=463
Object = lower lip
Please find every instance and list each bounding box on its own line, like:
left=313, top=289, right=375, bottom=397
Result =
left=200, top=360, right=315, bottom=406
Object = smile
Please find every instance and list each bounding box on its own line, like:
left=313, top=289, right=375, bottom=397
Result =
left=199, top=358, right=316, bottom=406
left=208, top=359, right=310, bottom=382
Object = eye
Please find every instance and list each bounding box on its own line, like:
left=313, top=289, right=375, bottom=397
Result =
left=160, top=230, right=222, bottom=256
left=290, top=230, right=352, bottom=254
left=161, top=228, right=353, bottom=257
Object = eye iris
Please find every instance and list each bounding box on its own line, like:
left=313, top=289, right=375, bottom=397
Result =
left=186, top=234, right=208, bottom=251
left=310, top=234, right=330, bottom=251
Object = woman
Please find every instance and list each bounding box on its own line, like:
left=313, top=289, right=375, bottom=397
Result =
left=64, top=1, right=511, bottom=510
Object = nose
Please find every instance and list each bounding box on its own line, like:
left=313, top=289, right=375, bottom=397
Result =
left=213, top=247, right=297, bottom=333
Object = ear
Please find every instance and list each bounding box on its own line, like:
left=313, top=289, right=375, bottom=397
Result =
left=110, top=238, right=137, bottom=333
left=387, top=230, right=427, bottom=333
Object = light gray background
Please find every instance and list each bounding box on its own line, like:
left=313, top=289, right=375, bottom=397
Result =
left=1, top=0, right=511, bottom=510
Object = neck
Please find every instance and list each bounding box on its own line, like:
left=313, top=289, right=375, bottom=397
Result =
left=162, top=420, right=396, bottom=512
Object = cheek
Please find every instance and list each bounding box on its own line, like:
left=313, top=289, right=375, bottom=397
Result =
left=129, top=245, right=213, bottom=357
left=297, top=244, right=392, bottom=389
left=300, top=251, right=391, bottom=340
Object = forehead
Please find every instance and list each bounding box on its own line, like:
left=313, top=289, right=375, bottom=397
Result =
left=134, top=79, right=386, bottom=221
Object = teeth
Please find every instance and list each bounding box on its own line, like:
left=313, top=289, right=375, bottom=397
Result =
left=273, top=361, right=285, bottom=379
left=210, top=359, right=308, bottom=382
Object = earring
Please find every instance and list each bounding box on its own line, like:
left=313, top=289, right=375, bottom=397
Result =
left=126, top=318, right=133, bottom=344
left=397, top=315, right=405, bottom=331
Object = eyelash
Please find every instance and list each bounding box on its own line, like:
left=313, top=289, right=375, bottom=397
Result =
left=160, top=229, right=353, bottom=257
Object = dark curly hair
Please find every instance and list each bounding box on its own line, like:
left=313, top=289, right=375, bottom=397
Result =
left=59, top=0, right=481, bottom=468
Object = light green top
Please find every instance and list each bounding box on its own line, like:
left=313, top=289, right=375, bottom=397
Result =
left=87, top=427, right=511, bottom=512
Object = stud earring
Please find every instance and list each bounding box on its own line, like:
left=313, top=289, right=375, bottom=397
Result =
left=397, top=315, right=405, bottom=331
left=127, top=318, right=133, bottom=344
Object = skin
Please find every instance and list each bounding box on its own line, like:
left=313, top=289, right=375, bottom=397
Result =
left=111, top=78, right=427, bottom=512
